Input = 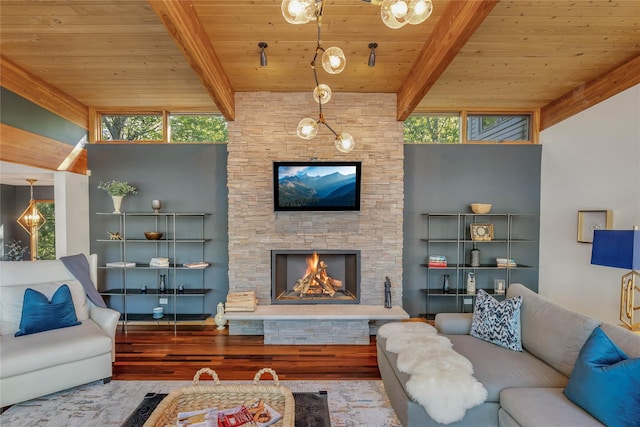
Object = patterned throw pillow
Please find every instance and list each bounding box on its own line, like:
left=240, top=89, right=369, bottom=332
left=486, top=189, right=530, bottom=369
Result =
left=470, top=289, right=523, bottom=351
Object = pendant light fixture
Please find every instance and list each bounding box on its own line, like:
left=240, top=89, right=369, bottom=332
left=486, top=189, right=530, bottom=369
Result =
left=17, top=179, right=46, bottom=261
left=282, top=0, right=432, bottom=153
left=285, top=0, right=354, bottom=153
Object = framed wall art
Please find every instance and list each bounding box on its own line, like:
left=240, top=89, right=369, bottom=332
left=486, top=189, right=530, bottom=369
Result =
left=470, top=223, right=494, bottom=241
left=577, top=210, right=612, bottom=243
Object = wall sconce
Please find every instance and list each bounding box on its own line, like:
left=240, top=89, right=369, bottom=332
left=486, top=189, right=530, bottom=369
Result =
left=368, top=42, right=378, bottom=67
left=16, top=179, right=46, bottom=261
left=258, top=42, right=268, bottom=67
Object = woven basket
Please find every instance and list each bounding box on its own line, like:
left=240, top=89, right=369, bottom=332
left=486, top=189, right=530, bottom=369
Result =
left=143, top=368, right=294, bottom=427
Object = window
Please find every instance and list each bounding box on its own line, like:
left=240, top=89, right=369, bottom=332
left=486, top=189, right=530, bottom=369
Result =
left=404, top=114, right=460, bottom=143
left=35, top=201, right=55, bottom=260
left=101, top=114, right=163, bottom=142
left=169, top=114, right=228, bottom=143
left=467, top=114, right=530, bottom=142
left=405, top=111, right=537, bottom=144
left=92, top=110, right=228, bottom=143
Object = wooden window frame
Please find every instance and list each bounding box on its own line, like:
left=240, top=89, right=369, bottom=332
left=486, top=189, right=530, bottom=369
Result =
left=408, top=108, right=540, bottom=144
left=89, top=108, right=220, bottom=144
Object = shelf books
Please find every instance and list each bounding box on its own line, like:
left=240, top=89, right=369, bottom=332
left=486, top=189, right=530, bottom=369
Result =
left=184, top=261, right=210, bottom=269
left=150, top=257, right=170, bottom=267
left=105, top=261, right=136, bottom=268
left=496, top=258, right=517, bottom=268
left=428, top=255, right=447, bottom=268
left=225, top=291, right=258, bottom=312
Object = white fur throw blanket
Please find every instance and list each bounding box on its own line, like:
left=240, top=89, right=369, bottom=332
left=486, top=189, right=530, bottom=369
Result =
left=378, top=322, right=487, bottom=424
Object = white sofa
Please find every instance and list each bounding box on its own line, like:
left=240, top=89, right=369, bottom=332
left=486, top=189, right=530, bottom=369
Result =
left=0, top=255, right=120, bottom=408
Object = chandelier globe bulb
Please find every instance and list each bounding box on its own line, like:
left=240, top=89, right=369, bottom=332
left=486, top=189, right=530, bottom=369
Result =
left=313, top=84, right=332, bottom=104
left=408, top=0, right=433, bottom=24
left=335, top=132, right=355, bottom=153
left=321, top=47, right=346, bottom=74
left=380, top=0, right=414, bottom=28
left=297, top=118, right=319, bottom=140
left=281, top=0, right=316, bottom=24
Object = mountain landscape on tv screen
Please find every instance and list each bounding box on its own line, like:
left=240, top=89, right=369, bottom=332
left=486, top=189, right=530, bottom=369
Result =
left=278, top=169, right=357, bottom=208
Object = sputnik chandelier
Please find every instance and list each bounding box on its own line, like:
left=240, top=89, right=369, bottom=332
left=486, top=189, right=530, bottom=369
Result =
left=281, top=0, right=433, bottom=153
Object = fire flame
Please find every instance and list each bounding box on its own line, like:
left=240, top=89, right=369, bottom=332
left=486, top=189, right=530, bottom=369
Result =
left=305, top=252, right=320, bottom=276
left=294, top=252, right=342, bottom=296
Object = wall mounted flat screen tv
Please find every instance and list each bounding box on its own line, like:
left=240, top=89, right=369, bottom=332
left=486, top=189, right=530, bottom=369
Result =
left=274, top=161, right=361, bottom=211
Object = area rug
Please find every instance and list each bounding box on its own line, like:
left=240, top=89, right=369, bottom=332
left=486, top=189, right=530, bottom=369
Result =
left=0, top=380, right=400, bottom=427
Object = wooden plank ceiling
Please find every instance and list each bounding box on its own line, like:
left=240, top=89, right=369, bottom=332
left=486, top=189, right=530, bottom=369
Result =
left=1, top=0, right=639, bottom=123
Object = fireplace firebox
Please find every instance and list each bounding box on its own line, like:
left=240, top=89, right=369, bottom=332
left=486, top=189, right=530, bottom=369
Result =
left=271, top=250, right=360, bottom=304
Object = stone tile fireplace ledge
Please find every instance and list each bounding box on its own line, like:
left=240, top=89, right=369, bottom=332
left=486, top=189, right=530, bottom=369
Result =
left=225, top=305, right=409, bottom=345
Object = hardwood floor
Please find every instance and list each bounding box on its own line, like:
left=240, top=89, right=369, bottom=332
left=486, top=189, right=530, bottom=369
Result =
left=113, top=325, right=381, bottom=381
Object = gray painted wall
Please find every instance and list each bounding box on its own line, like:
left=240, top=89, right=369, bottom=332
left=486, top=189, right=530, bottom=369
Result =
left=0, top=88, right=86, bottom=144
left=403, top=144, right=541, bottom=317
left=87, top=144, right=229, bottom=317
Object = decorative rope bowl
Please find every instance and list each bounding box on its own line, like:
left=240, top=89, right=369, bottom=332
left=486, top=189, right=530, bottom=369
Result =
left=470, top=203, right=492, bottom=214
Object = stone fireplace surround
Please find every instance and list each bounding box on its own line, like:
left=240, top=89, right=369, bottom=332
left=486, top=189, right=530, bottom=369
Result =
left=225, top=92, right=407, bottom=344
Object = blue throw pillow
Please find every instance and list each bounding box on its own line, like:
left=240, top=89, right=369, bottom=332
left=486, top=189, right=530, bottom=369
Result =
left=15, top=284, right=81, bottom=337
left=564, top=326, right=640, bottom=427
left=470, top=289, right=523, bottom=351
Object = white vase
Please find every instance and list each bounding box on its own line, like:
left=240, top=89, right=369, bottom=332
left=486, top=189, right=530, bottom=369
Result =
left=214, top=302, right=226, bottom=330
left=111, top=195, right=124, bottom=214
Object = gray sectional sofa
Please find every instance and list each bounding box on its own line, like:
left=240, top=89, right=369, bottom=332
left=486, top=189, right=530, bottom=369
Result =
left=377, top=283, right=640, bottom=426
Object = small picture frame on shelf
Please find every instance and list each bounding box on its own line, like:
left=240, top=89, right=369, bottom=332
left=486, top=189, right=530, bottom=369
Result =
left=470, top=223, right=494, bottom=241
left=577, top=210, right=612, bottom=243
left=494, top=279, right=506, bottom=295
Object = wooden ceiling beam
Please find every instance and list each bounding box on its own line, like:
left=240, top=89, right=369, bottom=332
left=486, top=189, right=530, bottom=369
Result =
left=0, top=124, right=86, bottom=174
left=396, top=0, right=499, bottom=121
left=148, top=0, right=235, bottom=121
left=0, top=56, right=89, bottom=129
left=540, top=55, right=640, bottom=130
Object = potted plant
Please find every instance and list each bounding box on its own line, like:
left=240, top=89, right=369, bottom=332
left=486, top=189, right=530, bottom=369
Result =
left=98, top=180, right=137, bottom=213
left=6, top=239, right=28, bottom=261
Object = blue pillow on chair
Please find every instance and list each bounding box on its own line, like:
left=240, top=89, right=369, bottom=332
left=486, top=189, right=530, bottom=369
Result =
left=15, top=284, right=81, bottom=337
left=564, top=326, right=640, bottom=427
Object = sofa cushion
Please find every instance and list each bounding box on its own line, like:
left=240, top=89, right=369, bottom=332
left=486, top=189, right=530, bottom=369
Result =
left=470, top=290, right=523, bottom=351
left=0, top=321, right=112, bottom=378
left=507, top=284, right=600, bottom=377
left=1, top=280, right=89, bottom=335
left=564, top=327, right=640, bottom=427
left=15, top=285, right=80, bottom=336
left=499, top=388, right=603, bottom=427
left=446, top=334, right=569, bottom=402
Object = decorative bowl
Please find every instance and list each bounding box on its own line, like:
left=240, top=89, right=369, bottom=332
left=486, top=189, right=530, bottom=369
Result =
left=144, top=231, right=163, bottom=240
left=470, top=203, right=492, bottom=214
